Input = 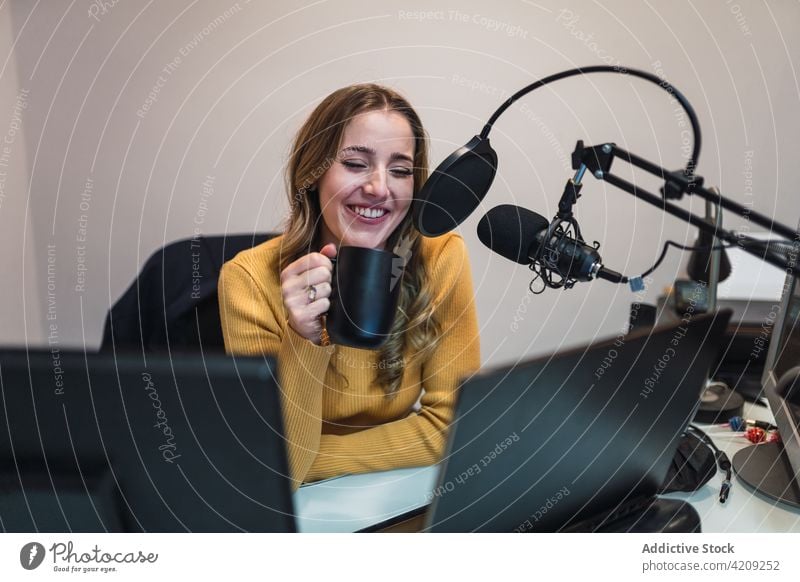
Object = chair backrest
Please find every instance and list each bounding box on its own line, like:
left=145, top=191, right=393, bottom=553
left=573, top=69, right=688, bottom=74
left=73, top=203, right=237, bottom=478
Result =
left=101, top=233, right=276, bottom=352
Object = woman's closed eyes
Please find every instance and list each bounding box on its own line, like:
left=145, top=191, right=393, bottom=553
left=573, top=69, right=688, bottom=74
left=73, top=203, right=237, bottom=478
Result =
left=340, top=159, right=413, bottom=177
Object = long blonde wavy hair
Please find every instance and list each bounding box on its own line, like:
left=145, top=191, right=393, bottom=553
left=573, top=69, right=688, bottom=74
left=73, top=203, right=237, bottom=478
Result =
left=279, top=83, right=440, bottom=397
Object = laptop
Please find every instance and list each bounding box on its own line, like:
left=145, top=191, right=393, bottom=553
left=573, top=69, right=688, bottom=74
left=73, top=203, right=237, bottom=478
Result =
left=0, top=350, right=295, bottom=532
left=426, top=309, right=731, bottom=532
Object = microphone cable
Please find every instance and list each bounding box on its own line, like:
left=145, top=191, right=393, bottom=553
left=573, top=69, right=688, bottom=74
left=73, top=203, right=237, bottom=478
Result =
left=636, top=240, right=733, bottom=280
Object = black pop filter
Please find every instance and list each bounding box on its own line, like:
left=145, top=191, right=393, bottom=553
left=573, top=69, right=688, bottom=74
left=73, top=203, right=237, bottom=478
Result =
left=477, top=204, right=549, bottom=265
left=412, top=135, right=498, bottom=237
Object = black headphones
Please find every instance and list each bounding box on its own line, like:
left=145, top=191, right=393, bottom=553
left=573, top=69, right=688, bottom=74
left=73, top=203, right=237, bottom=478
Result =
left=687, top=424, right=733, bottom=503
left=662, top=424, right=732, bottom=503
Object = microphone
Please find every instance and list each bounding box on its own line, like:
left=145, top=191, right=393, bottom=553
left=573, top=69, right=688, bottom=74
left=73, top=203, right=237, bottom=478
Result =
left=477, top=204, right=625, bottom=291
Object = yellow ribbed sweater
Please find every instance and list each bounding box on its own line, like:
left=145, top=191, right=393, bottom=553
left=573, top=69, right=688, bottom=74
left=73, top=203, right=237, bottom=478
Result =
left=218, top=232, right=481, bottom=489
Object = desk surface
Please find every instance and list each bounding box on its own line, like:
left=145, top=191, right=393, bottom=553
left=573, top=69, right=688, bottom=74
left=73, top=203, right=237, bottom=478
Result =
left=294, top=401, right=800, bottom=533
left=294, top=466, right=437, bottom=533
left=662, top=401, right=800, bottom=533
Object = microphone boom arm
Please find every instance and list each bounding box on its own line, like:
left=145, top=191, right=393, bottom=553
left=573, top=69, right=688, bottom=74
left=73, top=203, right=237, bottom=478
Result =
left=572, top=141, right=799, bottom=271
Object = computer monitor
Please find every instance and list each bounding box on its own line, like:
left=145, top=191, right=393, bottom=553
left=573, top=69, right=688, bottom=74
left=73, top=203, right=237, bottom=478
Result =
left=732, top=234, right=800, bottom=508
left=426, top=311, right=731, bottom=532
left=0, top=350, right=295, bottom=532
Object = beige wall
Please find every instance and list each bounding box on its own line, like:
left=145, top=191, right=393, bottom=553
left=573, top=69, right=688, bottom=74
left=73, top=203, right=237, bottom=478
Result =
left=0, top=9, right=42, bottom=345
left=1, top=0, right=798, bottom=366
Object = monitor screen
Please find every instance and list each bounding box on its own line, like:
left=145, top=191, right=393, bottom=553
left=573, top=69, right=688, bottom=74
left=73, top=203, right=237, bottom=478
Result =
left=0, top=350, right=295, bottom=532
left=761, top=233, right=800, bottom=489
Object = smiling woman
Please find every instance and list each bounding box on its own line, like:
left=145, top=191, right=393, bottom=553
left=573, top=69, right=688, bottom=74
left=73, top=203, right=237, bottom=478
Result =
left=317, top=111, right=416, bottom=250
left=218, top=84, right=481, bottom=489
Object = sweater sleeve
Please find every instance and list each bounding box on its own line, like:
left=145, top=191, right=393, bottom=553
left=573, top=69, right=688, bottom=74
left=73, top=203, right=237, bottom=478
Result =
left=304, top=234, right=481, bottom=482
left=217, top=260, right=333, bottom=489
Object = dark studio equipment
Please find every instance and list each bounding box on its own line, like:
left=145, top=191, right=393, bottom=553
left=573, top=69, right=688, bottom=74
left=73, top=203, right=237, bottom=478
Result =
left=413, top=65, right=799, bottom=292
left=565, top=139, right=797, bottom=272
left=660, top=424, right=733, bottom=504
left=413, top=66, right=701, bottom=240
left=693, top=380, right=744, bottom=424
left=412, top=135, right=498, bottom=237
left=477, top=204, right=625, bottom=293
left=0, top=351, right=295, bottom=532
left=426, top=311, right=731, bottom=532
left=731, top=259, right=800, bottom=509
left=686, top=208, right=732, bottom=285
left=417, top=65, right=800, bottom=528
left=684, top=188, right=744, bottom=424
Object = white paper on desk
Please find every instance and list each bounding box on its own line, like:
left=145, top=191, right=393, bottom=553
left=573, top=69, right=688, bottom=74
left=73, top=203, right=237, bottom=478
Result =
left=717, top=232, right=786, bottom=301
left=293, top=466, right=439, bottom=533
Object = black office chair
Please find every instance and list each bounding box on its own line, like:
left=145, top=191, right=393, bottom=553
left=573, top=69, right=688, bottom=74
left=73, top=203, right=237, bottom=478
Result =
left=100, top=233, right=276, bottom=352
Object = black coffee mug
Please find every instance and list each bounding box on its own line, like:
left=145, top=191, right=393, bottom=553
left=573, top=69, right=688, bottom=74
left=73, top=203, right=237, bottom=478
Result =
left=326, top=246, right=403, bottom=349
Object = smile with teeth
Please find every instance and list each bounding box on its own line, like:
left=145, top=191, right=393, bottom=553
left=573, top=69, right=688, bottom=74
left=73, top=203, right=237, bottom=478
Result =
left=349, top=205, right=388, bottom=219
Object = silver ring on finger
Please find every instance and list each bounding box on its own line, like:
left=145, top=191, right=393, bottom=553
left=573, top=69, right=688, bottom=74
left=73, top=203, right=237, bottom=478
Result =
left=306, top=285, right=317, bottom=304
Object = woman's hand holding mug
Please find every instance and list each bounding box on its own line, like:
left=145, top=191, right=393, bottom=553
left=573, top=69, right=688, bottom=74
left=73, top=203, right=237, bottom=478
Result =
left=280, top=243, right=337, bottom=344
